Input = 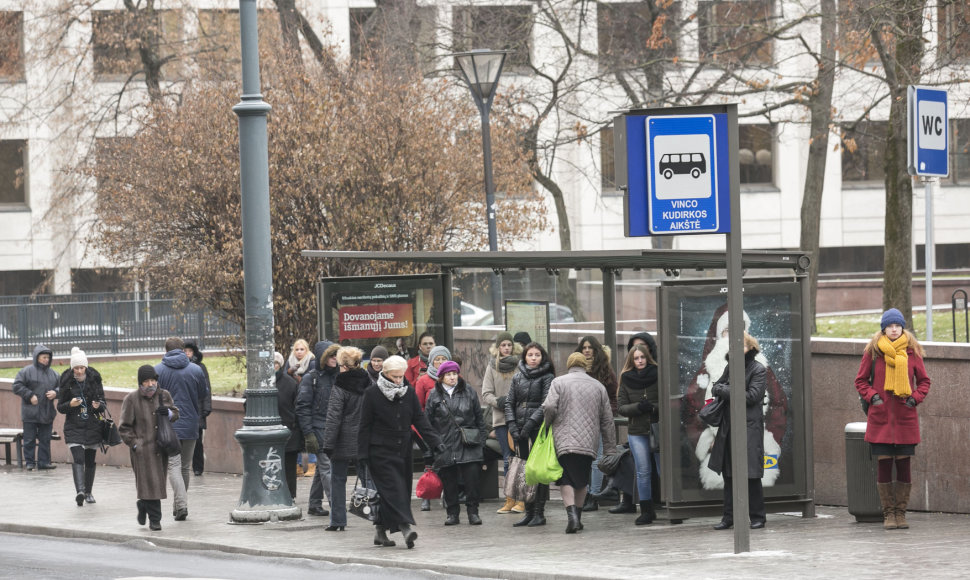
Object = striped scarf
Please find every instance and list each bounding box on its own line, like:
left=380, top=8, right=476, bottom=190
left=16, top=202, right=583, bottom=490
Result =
left=877, top=333, right=911, bottom=397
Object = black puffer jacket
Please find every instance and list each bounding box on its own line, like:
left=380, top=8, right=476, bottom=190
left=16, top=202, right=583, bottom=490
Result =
left=504, top=360, right=553, bottom=441
left=322, top=367, right=370, bottom=461
left=426, top=378, right=487, bottom=467
left=56, top=367, right=106, bottom=446
left=296, top=363, right=336, bottom=442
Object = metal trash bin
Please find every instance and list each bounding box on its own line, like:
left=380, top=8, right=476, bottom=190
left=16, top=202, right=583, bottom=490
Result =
left=845, top=422, right=881, bottom=522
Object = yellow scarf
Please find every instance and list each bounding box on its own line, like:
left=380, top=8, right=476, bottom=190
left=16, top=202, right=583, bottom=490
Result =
left=877, top=334, right=911, bottom=397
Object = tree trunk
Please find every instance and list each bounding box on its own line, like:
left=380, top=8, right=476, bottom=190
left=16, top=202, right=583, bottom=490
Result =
left=799, top=0, right=836, bottom=334
left=533, top=169, right=584, bottom=321
left=273, top=0, right=303, bottom=66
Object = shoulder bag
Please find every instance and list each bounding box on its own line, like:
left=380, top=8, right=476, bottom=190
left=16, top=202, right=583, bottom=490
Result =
left=100, top=406, right=123, bottom=452
left=155, top=406, right=182, bottom=456
left=437, top=396, right=481, bottom=446
left=698, top=397, right=726, bottom=427
left=348, top=476, right=380, bottom=521
left=525, top=422, right=562, bottom=486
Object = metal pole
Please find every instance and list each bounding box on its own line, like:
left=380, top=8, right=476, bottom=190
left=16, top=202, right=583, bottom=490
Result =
left=924, top=178, right=934, bottom=340
left=602, top=268, right=619, bottom=378
left=229, top=0, right=300, bottom=523
left=724, top=104, right=750, bottom=553
left=480, top=108, right=503, bottom=322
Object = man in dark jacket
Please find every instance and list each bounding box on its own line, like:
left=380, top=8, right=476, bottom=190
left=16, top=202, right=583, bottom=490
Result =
left=296, top=341, right=336, bottom=516
left=183, top=340, right=212, bottom=477
left=155, top=337, right=208, bottom=521
left=12, top=344, right=59, bottom=470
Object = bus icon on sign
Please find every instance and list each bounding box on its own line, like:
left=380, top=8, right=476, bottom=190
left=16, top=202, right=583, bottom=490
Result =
left=659, top=152, right=706, bottom=179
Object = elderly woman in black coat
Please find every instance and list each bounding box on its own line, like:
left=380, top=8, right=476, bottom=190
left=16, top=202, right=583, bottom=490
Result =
left=357, top=355, right=443, bottom=549
left=322, top=346, right=372, bottom=533
left=707, top=331, right=768, bottom=530
left=425, top=360, right=488, bottom=526
left=56, top=347, right=106, bottom=507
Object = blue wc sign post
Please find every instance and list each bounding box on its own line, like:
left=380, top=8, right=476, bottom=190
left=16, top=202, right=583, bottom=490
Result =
left=907, top=86, right=948, bottom=340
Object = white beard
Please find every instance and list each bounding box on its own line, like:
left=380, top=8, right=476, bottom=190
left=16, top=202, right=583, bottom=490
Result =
left=696, top=428, right=783, bottom=490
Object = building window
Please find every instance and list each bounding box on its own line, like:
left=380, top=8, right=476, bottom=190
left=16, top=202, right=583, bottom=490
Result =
left=697, top=0, right=774, bottom=67
left=349, top=5, right=436, bottom=73
left=452, top=5, right=533, bottom=71
left=196, top=9, right=277, bottom=81
left=947, top=119, right=970, bottom=185
left=93, top=10, right=182, bottom=79
left=841, top=120, right=887, bottom=183
left=601, top=126, right=616, bottom=192
left=597, top=2, right=680, bottom=70
left=939, top=1, right=970, bottom=63
left=739, top=124, right=773, bottom=185
left=0, top=140, right=27, bottom=205
left=0, top=11, right=25, bottom=81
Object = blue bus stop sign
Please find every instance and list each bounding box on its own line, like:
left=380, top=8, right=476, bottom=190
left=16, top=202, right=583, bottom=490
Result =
left=646, top=114, right=729, bottom=234
left=907, top=86, right=948, bottom=177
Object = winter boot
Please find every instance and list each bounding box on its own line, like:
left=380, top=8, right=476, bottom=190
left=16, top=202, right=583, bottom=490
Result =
left=496, top=497, right=516, bottom=514
left=72, top=463, right=85, bottom=507
left=444, top=505, right=460, bottom=526
left=373, top=525, right=396, bottom=547
left=894, top=481, right=912, bottom=529
left=609, top=492, right=637, bottom=514
left=528, top=486, right=547, bottom=526
left=876, top=482, right=897, bottom=530
left=136, top=500, right=147, bottom=526
left=399, top=523, right=418, bottom=549
left=635, top=500, right=655, bottom=525
left=421, top=498, right=431, bottom=511
left=512, top=501, right=535, bottom=527
left=565, top=505, right=581, bottom=533
left=84, top=461, right=97, bottom=504
left=581, top=493, right=599, bottom=512
left=511, top=500, right=526, bottom=513
left=467, top=505, right=482, bottom=525
left=303, top=462, right=316, bottom=478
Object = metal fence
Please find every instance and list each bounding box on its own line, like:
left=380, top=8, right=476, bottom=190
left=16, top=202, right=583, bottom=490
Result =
left=0, top=293, right=240, bottom=359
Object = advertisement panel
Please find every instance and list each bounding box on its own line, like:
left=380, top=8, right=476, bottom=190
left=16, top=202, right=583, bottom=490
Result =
left=338, top=303, right=414, bottom=340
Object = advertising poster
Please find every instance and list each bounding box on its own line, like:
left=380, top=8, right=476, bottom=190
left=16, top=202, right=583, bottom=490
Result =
left=505, top=300, right=550, bottom=349
left=659, top=280, right=806, bottom=504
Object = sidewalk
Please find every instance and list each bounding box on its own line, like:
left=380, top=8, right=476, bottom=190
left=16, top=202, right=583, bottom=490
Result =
left=1, top=463, right=965, bottom=579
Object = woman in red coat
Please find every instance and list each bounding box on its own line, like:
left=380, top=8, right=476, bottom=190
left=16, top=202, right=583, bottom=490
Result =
left=854, top=308, right=931, bottom=530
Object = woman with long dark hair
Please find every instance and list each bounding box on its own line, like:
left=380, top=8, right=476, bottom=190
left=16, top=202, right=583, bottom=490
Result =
left=616, top=344, right=660, bottom=524
left=504, top=342, right=555, bottom=527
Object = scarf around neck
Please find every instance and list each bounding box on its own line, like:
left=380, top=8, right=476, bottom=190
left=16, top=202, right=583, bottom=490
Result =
left=288, top=352, right=313, bottom=377
left=377, top=373, right=408, bottom=401
left=877, top=333, right=911, bottom=397
left=496, top=354, right=518, bottom=375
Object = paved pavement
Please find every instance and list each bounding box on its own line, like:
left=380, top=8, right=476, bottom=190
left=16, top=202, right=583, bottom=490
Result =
left=0, top=463, right=965, bottom=579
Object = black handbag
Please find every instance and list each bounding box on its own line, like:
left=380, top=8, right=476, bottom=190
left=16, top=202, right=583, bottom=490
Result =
left=100, top=407, right=122, bottom=452
left=436, top=397, right=481, bottom=447
left=348, top=476, right=380, bottom=521
left=698, top=397, right=726, bottom=427
left=155, top=407, right=181, bottom=455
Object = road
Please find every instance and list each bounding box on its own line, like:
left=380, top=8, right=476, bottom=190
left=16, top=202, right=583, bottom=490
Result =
left=0, top=532, right=488, bottom=580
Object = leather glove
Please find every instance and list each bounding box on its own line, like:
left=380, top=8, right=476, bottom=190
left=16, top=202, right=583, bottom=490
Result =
left=870, top=394, right=884, bottom=406
left=434, top=443, right=447, bottom=457
left=508, top=426, right=520, bottom=442
left=496, top=396, right=507, bottom=410
left=637, top=399, right=654, bottom=414
left=522, top=419, right=536, bottom=437
left=905, top=396, right=917, bottom=408
left=304, top=433, right=319, bottom=454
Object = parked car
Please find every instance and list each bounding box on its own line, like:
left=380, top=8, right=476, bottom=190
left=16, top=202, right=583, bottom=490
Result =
left=459, top=301, right=492, bottom=327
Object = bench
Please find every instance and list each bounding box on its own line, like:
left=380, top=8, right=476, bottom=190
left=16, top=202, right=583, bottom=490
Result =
left=0, top=428, right=62, bottom=469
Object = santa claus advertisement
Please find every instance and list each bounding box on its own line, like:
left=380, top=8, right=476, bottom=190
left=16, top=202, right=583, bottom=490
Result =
left=659, top=280, right=806, bottom=504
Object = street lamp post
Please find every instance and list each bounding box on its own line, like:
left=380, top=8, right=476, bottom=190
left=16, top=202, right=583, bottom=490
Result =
left=454, top=50, right=509, bottom=323
left=229, top=0, right=300, bottom=523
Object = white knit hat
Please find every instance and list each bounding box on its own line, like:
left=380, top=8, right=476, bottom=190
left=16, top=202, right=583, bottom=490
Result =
left=273, top=351, right=284, bottom=367
left=70, top=346, right=88, bottom=369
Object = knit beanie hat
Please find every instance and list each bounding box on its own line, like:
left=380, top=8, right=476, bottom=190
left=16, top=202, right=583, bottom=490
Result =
left=495, top=331, right=514, bottom=346
left=428, top=345, right=452, bottom=364
left=273, top=351, right=285, bottom=367
left=370, top=345, right=389, bottom=361
left=566, top=352, right=589, bottom=370
left=137, top=365, right=158, bottom=384
left=382, top=355, right=408, bottom=373
left=437, top=360, right=460, bottom=377
left=513, top=332, right=532, bottom=346
left=881, top=308, right=906, bottom=331
left=70, top=346, right=88, bottom=368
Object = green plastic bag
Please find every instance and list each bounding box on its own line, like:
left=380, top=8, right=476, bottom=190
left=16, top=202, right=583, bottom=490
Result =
left=525, top=422, right=562, bottom=486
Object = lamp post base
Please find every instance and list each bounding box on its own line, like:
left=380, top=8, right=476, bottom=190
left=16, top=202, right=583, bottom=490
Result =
left=229, top=425, right=303, bottom=523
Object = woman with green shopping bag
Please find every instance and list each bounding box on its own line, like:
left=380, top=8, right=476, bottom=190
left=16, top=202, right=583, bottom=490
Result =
left=541, top=352, right=618, bottom=533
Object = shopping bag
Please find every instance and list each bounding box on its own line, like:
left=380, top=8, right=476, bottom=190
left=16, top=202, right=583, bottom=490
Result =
left=415, top=467, right=443, bottom=499
left=155, top=407, right=182, bottom=456
left=348, top=476, right=380, bottom=521
left=503, top=455, right=536, bottom=503
left=524, top=422, right=562, bottom=486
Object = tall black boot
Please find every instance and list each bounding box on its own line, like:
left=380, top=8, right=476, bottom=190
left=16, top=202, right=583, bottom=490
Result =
left=609, top=492, right=637, bottom=514
left=635, top=500, right=655, bottom=525
left=528, top=485, right=547, bottom=527
left=83, top=450, right=97, bottom=504
left=512, top=501, right=535, bottom=527
left=71, top=463, right=85, bottom=506
left=565, top=505, right=580, bottom=533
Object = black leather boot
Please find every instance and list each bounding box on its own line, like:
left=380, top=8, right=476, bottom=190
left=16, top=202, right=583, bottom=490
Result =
left=137, top=500, right=147, bottom=525
left=528, top=485, right=547, bottom=526
left=635, top=500, right=655, bottom=525
left=444, top=505, right=460, bottom=526
left=609, top=492, right=637, bottom=514
left=83, top=461, right=97, bottom=504
left=581, top=493, right=598, bottom=512
left=71, top=463, right=85, bottom=506
left=399, top=523, right=417, bottom=549
left=373, top=525, right=396, bottom=547
left=512, top=501, right=535, bottom=527
left=467, top=505, right=482, bottom=525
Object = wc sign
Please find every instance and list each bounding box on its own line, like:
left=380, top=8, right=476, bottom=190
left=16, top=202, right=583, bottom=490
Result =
left=907, top=86, right=948, bottom=177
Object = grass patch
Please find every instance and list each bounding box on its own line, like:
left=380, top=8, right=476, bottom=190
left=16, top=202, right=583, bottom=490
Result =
left=0, top=355, right=248, bottom=396
left=814, top=310, right=970, bottom=342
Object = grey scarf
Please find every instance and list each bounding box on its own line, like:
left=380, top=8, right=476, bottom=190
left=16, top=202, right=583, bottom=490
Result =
left=377, top=373, right=408, bottom=401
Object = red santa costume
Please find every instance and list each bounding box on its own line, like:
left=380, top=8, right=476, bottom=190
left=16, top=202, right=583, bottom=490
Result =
left=684, top=304, right=788, bottom=490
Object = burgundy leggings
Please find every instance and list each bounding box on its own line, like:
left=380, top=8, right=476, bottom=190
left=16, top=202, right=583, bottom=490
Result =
left=877, top=456, right=911, bottom=483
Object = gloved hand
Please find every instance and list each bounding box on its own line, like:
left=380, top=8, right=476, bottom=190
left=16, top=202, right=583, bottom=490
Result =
left=521, top=419, right=536, bottom=437
left=305, top=433, right=319, bottom=454
left=905, top=396, right=917, bottom=408
left=434, top=443, right=447, bottom=457
left=357, top=457, right=368, bottom=473
left=496, top=396, right=507, bottom=410
left=637, top=399, right=654, bottom=414
left=870, top=394, right=884, bottom=406
left=508, top=426, right=520, bottom=442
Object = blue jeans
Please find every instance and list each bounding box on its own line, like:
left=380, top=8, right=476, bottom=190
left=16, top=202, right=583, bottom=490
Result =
left=590, top=439, right=604, bottom=494
left=495, top=425, right=511, bottom=475
left=309, top=452, right=332, bottom=509
left=628, top=434, right=660, bottom=502
left=23, top=422, right=53, bottom=468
